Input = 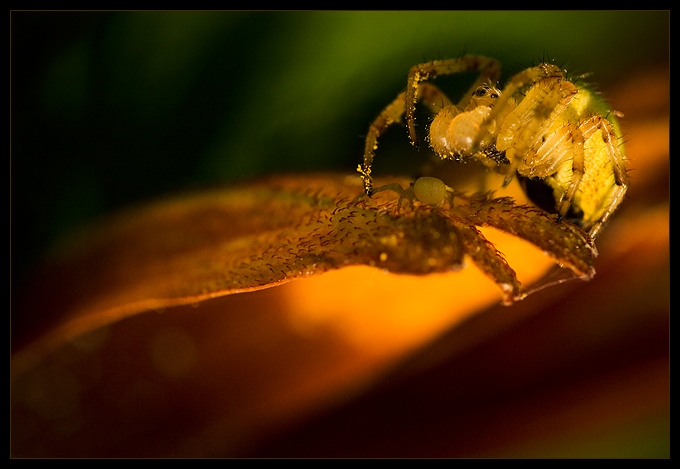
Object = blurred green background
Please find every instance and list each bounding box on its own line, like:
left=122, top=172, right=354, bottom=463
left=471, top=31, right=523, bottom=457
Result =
left=10, top=11, right=669, bottom=285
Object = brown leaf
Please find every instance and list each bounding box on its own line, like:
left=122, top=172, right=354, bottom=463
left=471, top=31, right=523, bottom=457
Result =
left=12, top=173, right=595, bottom=380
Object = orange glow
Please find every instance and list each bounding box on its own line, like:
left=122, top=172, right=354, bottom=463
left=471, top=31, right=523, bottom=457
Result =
left=284, top=226, right=556, bottom=360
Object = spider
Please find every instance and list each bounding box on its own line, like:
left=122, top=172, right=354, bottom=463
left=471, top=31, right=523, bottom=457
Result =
left=357, top=55, right=629, bottom=239
left=363, top=175, right=456, bottom=212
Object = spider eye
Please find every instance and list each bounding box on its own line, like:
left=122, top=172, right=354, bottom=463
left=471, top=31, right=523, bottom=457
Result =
left=474, top=87, right=487, bottom=97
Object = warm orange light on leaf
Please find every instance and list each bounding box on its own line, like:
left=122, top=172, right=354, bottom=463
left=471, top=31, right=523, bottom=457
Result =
left=12, top=173, right=595, bottom=381
left=284, top=226, right=558, bottom=360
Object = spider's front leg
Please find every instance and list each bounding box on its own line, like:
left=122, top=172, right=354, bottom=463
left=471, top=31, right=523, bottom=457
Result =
left=358, top=91, right=407, bottom=196
left=501, top=79, right=628, bottom=239
left=495, top=76, right=578, bottom=187
left=360, top=56, right=502, bottom=197
left=568, top=115, right=629, bottom=239
left=404, top=56, right=502, bottom=149
left=359, top=83, right=452, bottom=196
left=526, top=120, right=586, bottom=221
left=355, top=181, right=414, bottom=212
left=472, top=61, right=566, bottom=162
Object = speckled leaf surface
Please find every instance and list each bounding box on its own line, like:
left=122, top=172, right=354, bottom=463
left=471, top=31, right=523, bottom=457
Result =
left=12, top=173, right=596, bottom=381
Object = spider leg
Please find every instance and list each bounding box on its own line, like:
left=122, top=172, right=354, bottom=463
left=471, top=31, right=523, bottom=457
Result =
left=474, top=62, right=565, bottom=154
left=359, top=82, right=454, bottom=196
left=405, top=56, right=502, bottom=150
left=496, top=78, right=578, bottom=187
left=397, top=187, right=416, bottom=211
left=578, top=116, right=629, bottom=239
left=554, top=123, right=585, bottom=219
left=444, top=184, right=456, bottom=208
left=359, top=90, right=408, bottom=196
left=366, top=182, right=414, bottom=212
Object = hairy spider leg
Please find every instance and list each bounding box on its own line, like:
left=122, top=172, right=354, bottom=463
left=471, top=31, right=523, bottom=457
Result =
left=472, top=62, right=565, bottom=159
left=529, top=120, right=586, bottom=222
left=359, top=82, right=453, bottom=196
left=360, top=56, right=502, bottom=196
left=494, top=77, right=587, bottom=227
left=491, top=74, right=627, bottom=238
left=404, top=56, right=502, bottom=149
left=568, top=115, right=629, bottom=239
left=496, top=78, right=580, bottom=188
left=361, top=182, right=415, bottom=211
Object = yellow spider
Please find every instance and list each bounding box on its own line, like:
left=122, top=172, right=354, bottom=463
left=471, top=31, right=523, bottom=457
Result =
left=357, top=55, right=629, bottom=239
